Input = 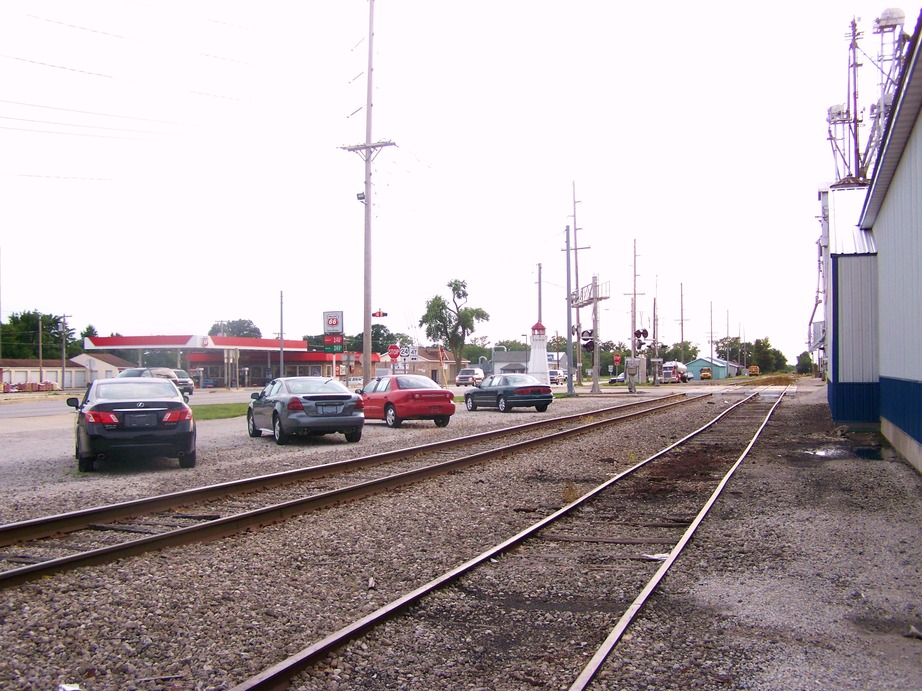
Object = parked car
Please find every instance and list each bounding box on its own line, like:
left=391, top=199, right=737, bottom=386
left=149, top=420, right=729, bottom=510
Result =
left=360, top=374, right=456, bottom=428
left=548, top=369, right=566, bottom=385
left=247, top=377, right=364, bottom=445
left=66, top=378, right=196, bottom=472
left=172, top=369, right=195, bottom=396
left=464, top=373, right=553, bottom=413
left=117, top=366, right=180, bottom=383
left=455, top=367, right=485, bottom=386
left=609, top=372, right=626, bottom=383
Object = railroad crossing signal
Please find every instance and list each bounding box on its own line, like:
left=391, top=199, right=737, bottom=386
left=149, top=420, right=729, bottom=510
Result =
left=581, top=329, right=594, bottom=353
left=372, top=310, right=388, bottom=317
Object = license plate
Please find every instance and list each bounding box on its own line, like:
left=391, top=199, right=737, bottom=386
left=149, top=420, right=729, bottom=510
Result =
left=125, top=412, right=157, bottom=428
left=317, top=404, right=338, bottom=415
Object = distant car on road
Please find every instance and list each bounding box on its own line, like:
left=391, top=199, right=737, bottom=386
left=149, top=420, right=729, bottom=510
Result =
left=66, top=378, right=196, bottom=472
left=609, top=372, right=626, bottom=383
left=360, top=374, right=456, bottom=428
left=345, top=376, right=365, bottom=390
left=548, top=369, right=566, bottom=385
left=455, top=367, right=484, bottom=386
left=248, top=377, right=364, bottom=445
left=172, top=369, right=195, bottom=396
left=464, top=373, right=553, bottom=413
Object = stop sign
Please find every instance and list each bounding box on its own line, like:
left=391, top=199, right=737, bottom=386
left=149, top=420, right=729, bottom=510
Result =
left=614, top=353, right=622, bottom=365
left=387, top=344, right=400, bottom=358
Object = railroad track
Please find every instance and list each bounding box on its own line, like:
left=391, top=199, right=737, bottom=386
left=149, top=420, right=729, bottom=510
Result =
left=0, top=393, right=699, bottom=589
left=230, top=388, right=788, bottom=690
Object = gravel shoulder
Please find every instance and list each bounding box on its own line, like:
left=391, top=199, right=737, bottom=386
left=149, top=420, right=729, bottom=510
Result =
left=0, top=380, right=919, bottom=690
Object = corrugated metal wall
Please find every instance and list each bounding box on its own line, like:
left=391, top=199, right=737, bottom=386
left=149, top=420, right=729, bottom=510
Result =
left=833, top=256, right=879, bottom=383
left=874, top=114, right=922, bottom=384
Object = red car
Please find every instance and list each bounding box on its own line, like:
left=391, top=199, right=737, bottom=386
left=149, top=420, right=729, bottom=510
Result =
left=359, top=374, right=456, bottom=428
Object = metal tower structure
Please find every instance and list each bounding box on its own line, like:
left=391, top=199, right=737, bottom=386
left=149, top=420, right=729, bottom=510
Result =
left=826, top=10, right=910, bottom=185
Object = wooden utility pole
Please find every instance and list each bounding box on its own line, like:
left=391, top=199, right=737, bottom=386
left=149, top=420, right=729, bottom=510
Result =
left=341, top=0, right=395, bottom=386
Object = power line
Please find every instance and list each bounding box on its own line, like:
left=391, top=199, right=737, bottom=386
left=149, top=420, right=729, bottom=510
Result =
left=0, top=54, right=112, bottom=78
left=0, top=115, right=171, bottom=136
left=0, top=98, right=181, bottom=124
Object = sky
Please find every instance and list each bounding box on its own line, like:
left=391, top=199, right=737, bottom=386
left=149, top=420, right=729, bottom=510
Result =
left=1, top=0, right=913, bottom=363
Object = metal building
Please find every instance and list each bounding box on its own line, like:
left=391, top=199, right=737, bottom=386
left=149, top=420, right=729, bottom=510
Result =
left=818, top=184, right=880, bottom=424
left=858, top=8, right=922, bottom=473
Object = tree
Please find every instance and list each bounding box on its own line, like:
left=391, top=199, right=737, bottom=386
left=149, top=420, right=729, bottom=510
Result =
left=209, top=319, right=262, bottom=338
left=0, top=310, right=79, bottom=360
left=419, top=279, right=489, bottom=373
left=749, top=337, right=790, bottom=373
left=796, top=351, right=813, bottom=376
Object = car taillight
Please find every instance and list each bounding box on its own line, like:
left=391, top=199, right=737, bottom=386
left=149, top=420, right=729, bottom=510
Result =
left=287, top=397, right=304, bottom=411
left=85, top=410, right=119, bottom=424
left=354, top=397, right=364, bottom=410
left=162, top=409, right=193, bottom=423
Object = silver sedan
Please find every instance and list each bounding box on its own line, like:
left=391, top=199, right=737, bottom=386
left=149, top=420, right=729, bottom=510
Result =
left=247, top=377, right=364, bottom=445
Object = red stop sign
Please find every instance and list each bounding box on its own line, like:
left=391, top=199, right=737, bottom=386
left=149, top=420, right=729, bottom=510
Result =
left=387, top=344, right=400, bottom=358
left=614, top=353, right=622, bottom=365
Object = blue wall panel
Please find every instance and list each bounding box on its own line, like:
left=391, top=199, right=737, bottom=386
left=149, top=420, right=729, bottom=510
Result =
left=827, top=381, right=880, bottom=424
left=880, top=377, right=922, bottom=444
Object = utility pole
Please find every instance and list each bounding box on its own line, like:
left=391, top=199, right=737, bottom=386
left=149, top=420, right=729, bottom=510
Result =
left=676, top=283, right=688, bottom=363
left=537, top=262, right=542, bottom=323
left=279, top=291, right=284, bottom=377
left=341, top=0, right=395, bottom=386
left=570, top=181, right=589, bottom=386
left=60, top=314, right=71, bottom=389
left=564, top=226, right=575, bottom=395
left=38, top=313, right=43, bottom=383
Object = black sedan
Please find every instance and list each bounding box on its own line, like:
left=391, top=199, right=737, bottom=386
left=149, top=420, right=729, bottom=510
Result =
left=464, top=373, right=554, bottom=413
left=67, top=378, right=197, bottom=472
left=248, top=377, right=364, bottom=445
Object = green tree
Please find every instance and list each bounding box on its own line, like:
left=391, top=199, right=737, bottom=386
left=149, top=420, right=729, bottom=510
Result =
left=303, top=326, right=412, bottom=355
left=419, top=279, right=489, bottom=373
left=796, top=351, right=813, bottom=376
left=0, top=310, right=78, bottom=360
left=749, top=337, right=790, bottom=373
left=209, top=319, right=262, bottom=338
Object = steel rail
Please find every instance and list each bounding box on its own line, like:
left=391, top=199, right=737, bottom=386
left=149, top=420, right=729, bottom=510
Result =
left=0, top=394, right=688, bottom=548
left=569, top=387, right=789, bottom=690
left=228, top=390, right=765, bottom=691
left=0, top=394, right=703, bottom=589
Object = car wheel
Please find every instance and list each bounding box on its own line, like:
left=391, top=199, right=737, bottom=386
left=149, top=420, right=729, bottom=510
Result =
left=273, top=414, right=290, bottom=445
left=344, top=428, right=362, bottom=443
left=179, top=451, right=196, bottom=468
left=247, top=412, right=262, bottom=438
left=434, top=416, right=450, bottom=427
left=77, top=454, right=95, bottom=472
left=535, top=404, right=549, bottom=412
left=465, top=396, right=477, bottom=411
left=498, top=395, right=510, bottom=412
left=385, top=404, right=402, bottom=428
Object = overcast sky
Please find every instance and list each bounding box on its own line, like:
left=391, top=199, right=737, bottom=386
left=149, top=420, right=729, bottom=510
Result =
left=1, top=1, right=910, bottom=362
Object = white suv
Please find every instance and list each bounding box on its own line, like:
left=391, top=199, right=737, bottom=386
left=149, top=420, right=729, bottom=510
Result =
left=548, top=369, right=566, bottom=385
left=455, top=367, right=484, bottom=386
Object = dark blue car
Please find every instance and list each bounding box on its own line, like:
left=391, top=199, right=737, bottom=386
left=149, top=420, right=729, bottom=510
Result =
left=464, top=374, right=553, bottom=413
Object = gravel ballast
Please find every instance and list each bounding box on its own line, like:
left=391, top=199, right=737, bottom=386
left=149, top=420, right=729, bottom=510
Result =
left=0, top=380, right=919, bottom=690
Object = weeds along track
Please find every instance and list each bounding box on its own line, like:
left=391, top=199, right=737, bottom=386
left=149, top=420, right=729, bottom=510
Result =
left=0, top=394, right=698, bottom=589
left=233, top=389, right=787, bottom=690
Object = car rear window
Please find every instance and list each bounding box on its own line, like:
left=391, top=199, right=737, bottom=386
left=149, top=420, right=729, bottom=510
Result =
left=95, top=381, right=179, bottom=399
left=395, top=375, right=439, bottom=389
left=287, top=379, right=349, bottom=394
